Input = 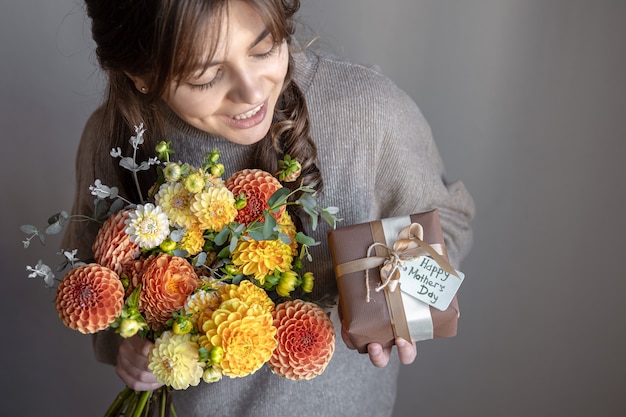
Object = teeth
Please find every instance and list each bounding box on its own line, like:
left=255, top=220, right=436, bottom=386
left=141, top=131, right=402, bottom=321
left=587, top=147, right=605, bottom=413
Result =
left=233, top=103, right=263, bottom=120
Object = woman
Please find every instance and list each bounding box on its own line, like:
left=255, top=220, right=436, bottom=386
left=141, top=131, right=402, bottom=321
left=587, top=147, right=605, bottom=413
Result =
left=63, top=0, right=474, bottom=415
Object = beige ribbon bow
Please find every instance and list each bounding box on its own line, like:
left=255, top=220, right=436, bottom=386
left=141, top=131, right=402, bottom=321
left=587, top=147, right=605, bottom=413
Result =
left=335, top=223, right=458, bottom=302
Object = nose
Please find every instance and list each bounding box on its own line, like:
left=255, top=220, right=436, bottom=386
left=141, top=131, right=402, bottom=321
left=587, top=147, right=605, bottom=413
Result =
left=227, top=66, right=264, bottom=104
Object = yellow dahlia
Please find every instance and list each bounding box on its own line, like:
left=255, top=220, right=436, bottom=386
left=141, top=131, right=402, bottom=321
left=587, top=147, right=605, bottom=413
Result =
left=148, top=331, right=204, bottom=390
left=179, top=223, right=205, bottom=256
left=225, top=169, right=285, bottom=224
left=155, top=182, right=196, bottom=228
left=220, top=280, right=275, bottom=314
left=92, top=210, right=140, bottom=275
left=139, top=254, right=199, bottom=329
left=184, top=286, right=226, bottom=330
left=269, top=300, right=335, bottom=380
left=231, top=239, right=293, bottom=284
left=190, top=186, right=237, bottom=232
left=200, top=297, right=277, bottom=378
left=55, top=264, right=124, bottom=334
left=278, top=211, right=298, bottom=255
left=125, top=203, right=170, bottom=249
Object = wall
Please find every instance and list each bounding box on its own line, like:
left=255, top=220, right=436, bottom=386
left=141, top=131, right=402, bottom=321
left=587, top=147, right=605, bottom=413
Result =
left=1, top=1, right=624, bottom=416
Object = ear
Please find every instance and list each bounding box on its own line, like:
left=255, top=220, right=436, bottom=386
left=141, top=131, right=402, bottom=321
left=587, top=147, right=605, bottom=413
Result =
left=125, top=72, right=149, bottom=94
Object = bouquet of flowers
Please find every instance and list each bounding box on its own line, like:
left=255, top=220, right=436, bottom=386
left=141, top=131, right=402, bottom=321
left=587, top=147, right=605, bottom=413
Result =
left=23, top=124, right=340, bottom=417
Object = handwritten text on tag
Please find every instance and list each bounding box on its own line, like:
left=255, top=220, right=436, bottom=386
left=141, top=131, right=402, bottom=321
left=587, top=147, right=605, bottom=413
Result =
left=398, top=256, right=464, bottom=311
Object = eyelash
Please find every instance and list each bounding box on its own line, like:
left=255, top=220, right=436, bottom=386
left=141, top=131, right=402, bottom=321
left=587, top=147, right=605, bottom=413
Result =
left=188, top=42, right=279, bottom=91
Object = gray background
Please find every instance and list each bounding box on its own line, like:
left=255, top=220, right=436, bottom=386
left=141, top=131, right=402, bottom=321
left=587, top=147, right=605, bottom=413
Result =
left=1, top=0, right=624, bottom=416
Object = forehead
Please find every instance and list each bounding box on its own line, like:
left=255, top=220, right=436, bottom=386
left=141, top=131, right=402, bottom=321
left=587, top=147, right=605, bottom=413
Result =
left=176, top=1, right=272, bottom=74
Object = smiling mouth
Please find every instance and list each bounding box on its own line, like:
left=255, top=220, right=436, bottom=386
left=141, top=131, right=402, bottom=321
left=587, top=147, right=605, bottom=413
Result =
left=232, top=103, right=264, bottom=120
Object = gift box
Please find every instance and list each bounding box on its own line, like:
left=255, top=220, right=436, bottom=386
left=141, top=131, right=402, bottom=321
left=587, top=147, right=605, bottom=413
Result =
left=328, top=209, right=461, bottom=353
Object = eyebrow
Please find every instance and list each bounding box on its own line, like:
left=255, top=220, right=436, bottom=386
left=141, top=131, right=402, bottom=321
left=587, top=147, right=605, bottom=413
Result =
left=203, top=28, right=271, bottom=68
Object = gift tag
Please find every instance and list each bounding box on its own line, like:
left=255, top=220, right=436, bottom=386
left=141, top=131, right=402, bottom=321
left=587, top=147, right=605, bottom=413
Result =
left=399, top=256, right=464, bottom=311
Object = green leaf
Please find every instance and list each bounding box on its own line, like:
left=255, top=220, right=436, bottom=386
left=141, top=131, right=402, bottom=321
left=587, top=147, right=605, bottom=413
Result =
left=20, top=224, right=38, bottom=234
left=295, top=232, right=317, bottom=246
left=262, top=212, right=277, bottom=237
left=229, top=235, right=239, bottom=253
left=45, top=222, right=63, bottom=235
left=214, top=228, right=230, bottom=246
left=267, top=187, right=289, bottom=208
left=247, top=229, right=267, bottom=241
left=217, top=246, right=231, bottom=258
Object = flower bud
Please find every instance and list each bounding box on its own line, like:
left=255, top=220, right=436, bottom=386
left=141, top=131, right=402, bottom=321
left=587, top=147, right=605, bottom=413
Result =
left=183, top=172, right=206, bottom=193
left=203, top=366, right=223, bottom=383
left=210, top=163, right=225, bottom=178
left=159, top=238, right=177, bottom=252
left=163, top=163, right=182, bottom=182
left=118, top=318, right=140, bottom=338
left=209, top=346, right=224, bottom=364
left=234, top=195, right=247, bottom=210
left=172, top=317, right=193, bottom=335
left=276, top=270, right=298, bottom=297
left=302, top=271, right=315, bottom=293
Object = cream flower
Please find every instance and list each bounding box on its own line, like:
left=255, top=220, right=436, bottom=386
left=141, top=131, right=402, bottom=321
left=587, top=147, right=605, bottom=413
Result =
left=155, top=182, right=196, bottom=228
left=125, top=203, right=170, bottom=249
left=148, top=331, right=204, bottom=390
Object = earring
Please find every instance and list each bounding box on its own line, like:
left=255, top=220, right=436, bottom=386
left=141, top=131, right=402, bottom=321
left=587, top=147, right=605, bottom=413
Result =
left=140, top=86, right=148, bottom=93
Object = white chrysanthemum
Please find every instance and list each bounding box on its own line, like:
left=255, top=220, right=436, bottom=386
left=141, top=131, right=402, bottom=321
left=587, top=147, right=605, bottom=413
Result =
left=148, top=331, right=204, bottom=390
left=125, top=203, right=170, bottom=249
left=155, top=182, right=196, bottom=228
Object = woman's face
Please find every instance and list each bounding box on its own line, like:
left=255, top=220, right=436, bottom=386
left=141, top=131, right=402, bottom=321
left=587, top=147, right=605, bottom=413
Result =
left=163, top=1, right=289, bottom=145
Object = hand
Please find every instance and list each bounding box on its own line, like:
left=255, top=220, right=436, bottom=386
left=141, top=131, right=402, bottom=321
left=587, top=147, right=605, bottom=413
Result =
left=115, top=335, right=163, bottom=391
left=341, top=326, right=417, bottom=367
left=367, top=338, right=417, bottom=367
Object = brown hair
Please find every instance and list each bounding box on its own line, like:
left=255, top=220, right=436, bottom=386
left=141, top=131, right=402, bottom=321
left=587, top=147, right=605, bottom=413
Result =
left=84, top=0, right=321, bottom=201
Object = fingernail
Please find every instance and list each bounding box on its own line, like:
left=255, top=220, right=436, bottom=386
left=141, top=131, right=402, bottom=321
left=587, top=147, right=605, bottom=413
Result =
left=396, top=338, right=407, bottom=348
left=369, top=344, right=382, bottom=356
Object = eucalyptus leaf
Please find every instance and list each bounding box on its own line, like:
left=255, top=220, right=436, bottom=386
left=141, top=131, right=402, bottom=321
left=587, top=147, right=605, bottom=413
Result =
left=267, top=187, right=289, bottom=208
left=247, top=229, right=267, bottom=241
left=218, top=246, right=231, bottom=258
left=229, top=235, right=238, bottom=253
left=214, top=228, right=230, bottom=246
left=20, top=225, right=38, bottom=234
left=45, top=222, right=63, bottom=235
left=173, top=249, right=189, bottom=257
left=109, top=198, right=125, bottom=214
left=278, top=232, right=291, bottom=244
left=295, top=232, right=316, bottom=246
left=263, top=212, right=277, bottom=237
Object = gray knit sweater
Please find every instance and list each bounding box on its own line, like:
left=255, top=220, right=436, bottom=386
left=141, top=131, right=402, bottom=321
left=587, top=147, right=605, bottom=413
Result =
left=63, top=46, right=474, bottom=417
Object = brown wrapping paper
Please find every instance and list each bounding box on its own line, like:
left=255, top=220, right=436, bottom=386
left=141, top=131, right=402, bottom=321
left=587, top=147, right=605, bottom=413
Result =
left=328, top=209, right=459, bottom=353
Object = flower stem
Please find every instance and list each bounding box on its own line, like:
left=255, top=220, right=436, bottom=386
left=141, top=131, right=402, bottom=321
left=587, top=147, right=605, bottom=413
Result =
left=103, top=386, right=133, bottom=417
left=130, top=390, right=152, bottom=417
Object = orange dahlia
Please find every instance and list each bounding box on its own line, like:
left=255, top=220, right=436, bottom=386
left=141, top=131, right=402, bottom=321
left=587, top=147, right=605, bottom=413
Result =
left=269, top=300, right=335, bottom=380
left=92, top=210, right=141, bottom=275
left=225, top=169, right=285, bottom=224
left=119, top=255, right=155, bottom=297
left=139, top=254, right=199, bottom=329
left=55, top=264, right=125, bottom=334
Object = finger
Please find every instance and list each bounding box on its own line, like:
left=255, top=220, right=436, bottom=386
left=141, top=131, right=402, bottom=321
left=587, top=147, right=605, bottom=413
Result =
left=395, top=338, right=418, bottom=364
left=367, top=343, right=392, bottom=368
